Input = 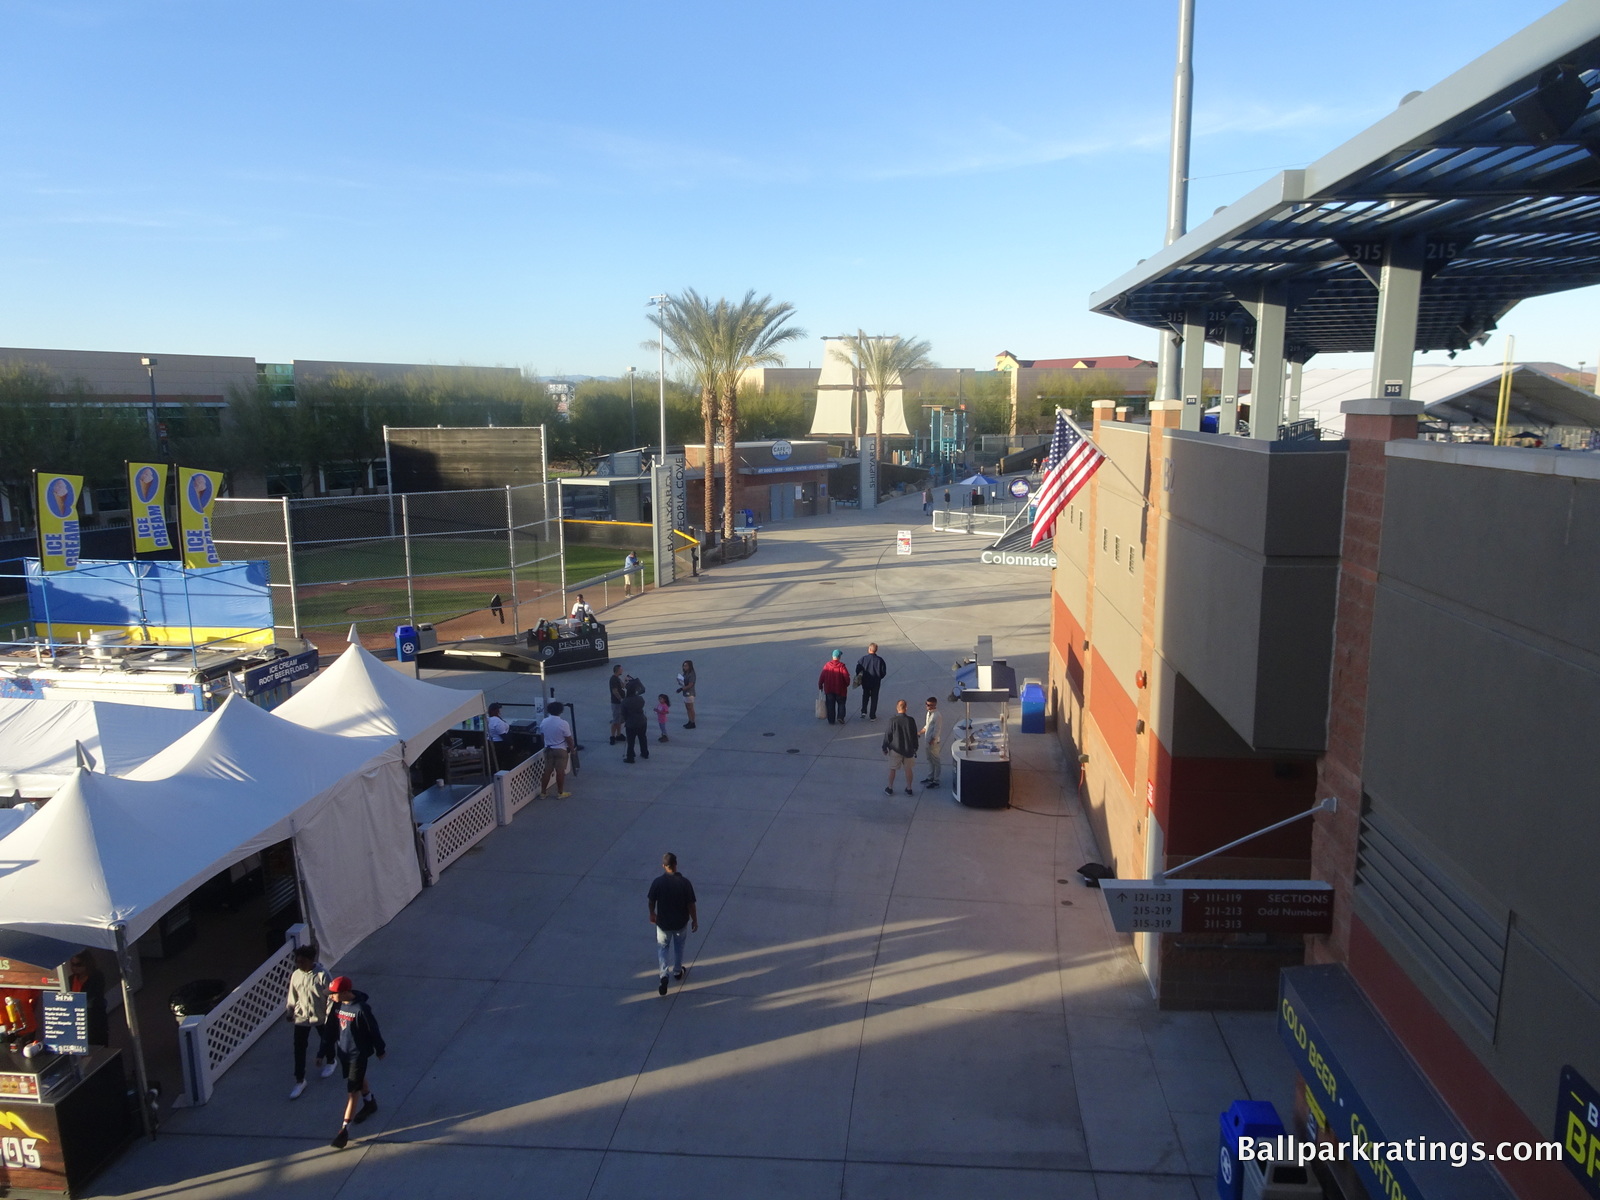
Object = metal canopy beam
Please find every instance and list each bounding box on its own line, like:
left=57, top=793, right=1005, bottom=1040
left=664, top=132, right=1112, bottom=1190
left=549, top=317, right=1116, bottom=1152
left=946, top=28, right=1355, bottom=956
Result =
left=1089, top=1, right=1600, bottom=358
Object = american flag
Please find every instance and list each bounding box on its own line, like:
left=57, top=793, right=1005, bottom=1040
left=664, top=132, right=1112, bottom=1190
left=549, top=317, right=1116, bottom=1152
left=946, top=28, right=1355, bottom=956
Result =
left=1030, top=411, right=1106, bottom=548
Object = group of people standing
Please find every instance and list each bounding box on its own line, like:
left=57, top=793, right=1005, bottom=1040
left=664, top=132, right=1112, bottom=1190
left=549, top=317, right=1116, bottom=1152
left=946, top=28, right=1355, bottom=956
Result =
left=608, top=660, right=696, bottom=763
left=818, top=644, right=944, bottom=792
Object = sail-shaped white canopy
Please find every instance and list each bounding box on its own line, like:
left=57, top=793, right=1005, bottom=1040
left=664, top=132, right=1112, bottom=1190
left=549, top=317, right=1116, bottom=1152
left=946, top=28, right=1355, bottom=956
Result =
left=810, top=337, right=912, bottom=437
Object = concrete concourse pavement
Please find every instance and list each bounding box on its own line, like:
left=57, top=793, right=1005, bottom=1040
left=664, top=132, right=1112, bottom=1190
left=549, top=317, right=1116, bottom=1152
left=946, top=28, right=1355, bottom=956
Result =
left=90, top=492, right=1298, bottom=1200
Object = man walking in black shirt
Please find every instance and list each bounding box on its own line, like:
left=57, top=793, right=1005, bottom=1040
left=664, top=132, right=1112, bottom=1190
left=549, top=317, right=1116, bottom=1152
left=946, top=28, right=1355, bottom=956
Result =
left=647, top=853, right=698, bottom=996
left=881, top=699, right=920, bottom=796
left=856, top=643, right=888, bottom=720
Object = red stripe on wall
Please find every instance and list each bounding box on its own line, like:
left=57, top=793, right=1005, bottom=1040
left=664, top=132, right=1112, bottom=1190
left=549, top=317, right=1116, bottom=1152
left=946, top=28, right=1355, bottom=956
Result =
left=1087, top=648, right=1137, bottom=786
left=1164, top=757, right=1316, bottom=859
left=1052, top=590, right=1085, bottom=696
left=1348, top=917, right=1588, bottom=1200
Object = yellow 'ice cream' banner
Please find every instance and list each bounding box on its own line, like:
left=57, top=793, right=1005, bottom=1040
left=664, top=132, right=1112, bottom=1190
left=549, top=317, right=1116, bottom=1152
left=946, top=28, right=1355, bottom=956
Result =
left=36, top=472, right=83, bottom=572
left=178, top=467, right=223, bottom=568
left=128, top=462, right=171, bottom=553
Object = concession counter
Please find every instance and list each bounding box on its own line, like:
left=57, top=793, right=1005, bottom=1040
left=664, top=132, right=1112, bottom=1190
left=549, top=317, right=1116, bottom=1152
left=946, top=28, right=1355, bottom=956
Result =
left=0, top=934, right=135, bottom=1197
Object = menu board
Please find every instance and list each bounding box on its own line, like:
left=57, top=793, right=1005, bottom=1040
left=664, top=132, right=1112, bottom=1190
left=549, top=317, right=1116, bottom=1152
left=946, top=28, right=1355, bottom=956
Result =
left=42, top=993, right=89, bottom=1055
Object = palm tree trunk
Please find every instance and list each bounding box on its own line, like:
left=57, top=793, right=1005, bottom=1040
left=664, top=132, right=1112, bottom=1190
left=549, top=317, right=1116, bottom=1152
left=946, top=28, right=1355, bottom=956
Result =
left=874, top=391, right=885, bottom=462
left=853, top=368, right=863, bottom=447
left=701, top=388, right=716, bottom=541
left=721, top=381, right=739, bottom=540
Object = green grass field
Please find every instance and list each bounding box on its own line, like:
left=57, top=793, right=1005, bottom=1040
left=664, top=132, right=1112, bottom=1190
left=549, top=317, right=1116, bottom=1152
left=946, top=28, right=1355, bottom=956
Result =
left=290, top=544, right=652, bottom=632
left=0, top=594, right=30, bottom=638
left=1, top=543, right=652, bottom=639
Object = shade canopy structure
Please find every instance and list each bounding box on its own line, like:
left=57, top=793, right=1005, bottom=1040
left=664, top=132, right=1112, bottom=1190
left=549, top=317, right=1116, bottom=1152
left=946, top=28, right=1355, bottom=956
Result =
left=958, top=474, right=1001, bottom=487
left=1089, top=2, right=1600, bottom=358
left=0, top=697, right=203, bottom=796
left=809, top=337, right=913, bottom=437
left=1291, top=364, right=1600, bottom=437
left=0, top=696, right=417, bottom=962
left=274, top=642, right=485, bottom=764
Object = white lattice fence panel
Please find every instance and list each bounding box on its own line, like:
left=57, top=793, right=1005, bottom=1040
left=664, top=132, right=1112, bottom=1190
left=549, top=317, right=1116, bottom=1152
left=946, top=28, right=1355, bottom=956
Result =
left=179, top=929, right=303, bottom=1104
left=496, top=751, right=546, bottom=823
left=422, top=782, right=498, bottom=882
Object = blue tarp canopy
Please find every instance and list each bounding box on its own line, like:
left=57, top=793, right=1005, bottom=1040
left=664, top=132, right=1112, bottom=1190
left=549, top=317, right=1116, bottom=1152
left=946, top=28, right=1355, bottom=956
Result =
left=25, top=559, right=274, bottom=645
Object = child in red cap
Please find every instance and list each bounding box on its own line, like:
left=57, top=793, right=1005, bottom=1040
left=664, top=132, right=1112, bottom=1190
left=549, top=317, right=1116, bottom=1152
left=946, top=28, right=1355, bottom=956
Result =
left=327, top=975, right=386, bottom=1149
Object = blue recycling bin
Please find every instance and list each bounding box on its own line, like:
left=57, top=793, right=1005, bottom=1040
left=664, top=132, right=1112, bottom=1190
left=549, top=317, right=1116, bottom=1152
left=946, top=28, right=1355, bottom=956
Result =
left=395, top=624, right=419, bottom=664
left=1019, top=678, right=1046, bottom=733
left=1217, top=1100, right=1284, bottom=1200
left=743, top=508, right=755, bottom=528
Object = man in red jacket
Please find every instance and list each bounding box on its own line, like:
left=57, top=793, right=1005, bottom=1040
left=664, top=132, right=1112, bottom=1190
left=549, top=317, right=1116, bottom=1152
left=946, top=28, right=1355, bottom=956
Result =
left=818, top=649, right=852, bottom=725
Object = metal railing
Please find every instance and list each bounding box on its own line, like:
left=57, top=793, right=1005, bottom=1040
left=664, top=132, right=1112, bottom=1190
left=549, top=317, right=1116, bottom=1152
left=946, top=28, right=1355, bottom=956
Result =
left=177, top=924, right=307, bottom=1106
left=564, top=563, right=649, bottom=612
left=932, top=510, right=1016, bottom=535
left=418, top=780, right=499, bottom=884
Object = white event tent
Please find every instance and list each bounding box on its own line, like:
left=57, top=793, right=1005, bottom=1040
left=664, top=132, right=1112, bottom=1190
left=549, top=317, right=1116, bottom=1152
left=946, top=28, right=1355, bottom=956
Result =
left=274, top=642, right=486, bottom=763
left=0, top=697, right=204, bottom=797
left=0, top=695, right=419, bottom=963
left=1290, top=364, right=1600, bottom=439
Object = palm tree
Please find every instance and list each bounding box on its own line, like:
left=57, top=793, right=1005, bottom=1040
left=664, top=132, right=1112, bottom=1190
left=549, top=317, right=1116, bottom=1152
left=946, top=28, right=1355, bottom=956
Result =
left=648, top=290, right=730, bottom=537
left=830, top=332, right=933, bottom=461
left=720, top=293, right=804, bottom=539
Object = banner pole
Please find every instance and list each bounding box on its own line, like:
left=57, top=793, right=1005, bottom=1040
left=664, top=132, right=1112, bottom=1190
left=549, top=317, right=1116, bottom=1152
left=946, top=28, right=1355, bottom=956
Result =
left=181, top=558, right=201, bottom=677
left=32, top=472, right=57, bottom=651
left=124, top=461, right=138, bottom=560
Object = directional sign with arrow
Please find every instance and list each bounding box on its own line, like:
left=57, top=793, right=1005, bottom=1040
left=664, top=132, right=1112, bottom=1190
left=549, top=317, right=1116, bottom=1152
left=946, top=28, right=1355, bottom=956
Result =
left=1100, top=880, right=1333, bottom=935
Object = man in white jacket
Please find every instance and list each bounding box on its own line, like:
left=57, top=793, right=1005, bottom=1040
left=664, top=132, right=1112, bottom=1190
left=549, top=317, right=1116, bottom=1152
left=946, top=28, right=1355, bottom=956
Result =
left=920, top=696, right=944, bottom=788
left=285, top=945, right=336, bottom=1099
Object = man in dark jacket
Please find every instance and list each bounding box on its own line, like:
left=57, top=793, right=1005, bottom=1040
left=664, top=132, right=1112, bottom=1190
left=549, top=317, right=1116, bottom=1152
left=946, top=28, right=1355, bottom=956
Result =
left=621, top=676, right=650, bottom=762
left=881, top=699, right=920, bottom=795
left=328, top=976, right=387, bottom=1149
left=856, top=643, right=888, bottom=719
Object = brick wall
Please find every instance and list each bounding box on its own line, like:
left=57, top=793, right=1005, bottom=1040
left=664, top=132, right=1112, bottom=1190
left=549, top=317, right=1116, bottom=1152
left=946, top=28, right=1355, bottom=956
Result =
left=1310, top=410, right=1415, bottom=963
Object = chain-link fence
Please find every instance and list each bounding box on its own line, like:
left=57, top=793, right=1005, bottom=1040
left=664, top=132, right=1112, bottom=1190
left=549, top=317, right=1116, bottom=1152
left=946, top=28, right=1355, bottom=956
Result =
left=211, top=483, right=564, bottom=655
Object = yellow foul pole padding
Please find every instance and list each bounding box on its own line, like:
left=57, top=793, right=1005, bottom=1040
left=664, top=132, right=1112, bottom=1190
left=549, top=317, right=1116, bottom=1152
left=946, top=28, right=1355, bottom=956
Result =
left=1492, top=335, right=1515, bottom=446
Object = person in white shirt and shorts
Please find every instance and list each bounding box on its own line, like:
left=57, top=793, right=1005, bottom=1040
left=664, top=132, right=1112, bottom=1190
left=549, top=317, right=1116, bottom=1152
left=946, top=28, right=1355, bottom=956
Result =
left=539, top=702, right=575, bottom=798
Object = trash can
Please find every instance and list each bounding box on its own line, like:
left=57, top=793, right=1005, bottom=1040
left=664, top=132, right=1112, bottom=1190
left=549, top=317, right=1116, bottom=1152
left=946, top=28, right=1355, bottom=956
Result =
left=1243, top=1156, right=1323, bottom=1200
left=1019, top=677, right=1046, bottom=733
left=395, top=624, right=419, bottom=663
left=1218, top=1100, right=1284, bottom=1200
left=743, top=508, right=755, bottom=529
left=168, top=979, right=227, bottom=1020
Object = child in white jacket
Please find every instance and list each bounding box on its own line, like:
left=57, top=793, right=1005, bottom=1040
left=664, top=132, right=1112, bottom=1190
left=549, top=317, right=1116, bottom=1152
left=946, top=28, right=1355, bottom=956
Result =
left=285, top=945, right=336, bottom=1099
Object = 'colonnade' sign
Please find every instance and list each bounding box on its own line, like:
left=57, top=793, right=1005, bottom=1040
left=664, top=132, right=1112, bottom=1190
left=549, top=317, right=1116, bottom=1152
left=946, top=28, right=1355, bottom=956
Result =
left=980, top=549, right=1057, bottom=568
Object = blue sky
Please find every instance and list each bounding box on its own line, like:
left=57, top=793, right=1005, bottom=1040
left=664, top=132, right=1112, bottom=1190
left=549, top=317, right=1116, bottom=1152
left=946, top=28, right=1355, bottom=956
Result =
left=3, top=0, right=1591, bottom=376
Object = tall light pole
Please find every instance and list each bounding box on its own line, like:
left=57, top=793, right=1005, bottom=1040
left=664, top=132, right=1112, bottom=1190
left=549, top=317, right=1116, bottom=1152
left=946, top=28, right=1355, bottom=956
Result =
left=1155, top=0, right=1195, bottom=406
left=649, top=295, right=668, bottom=463
left=627, top=366, right=638, bottom=449
left=140, top=356, right=159, bottom=449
